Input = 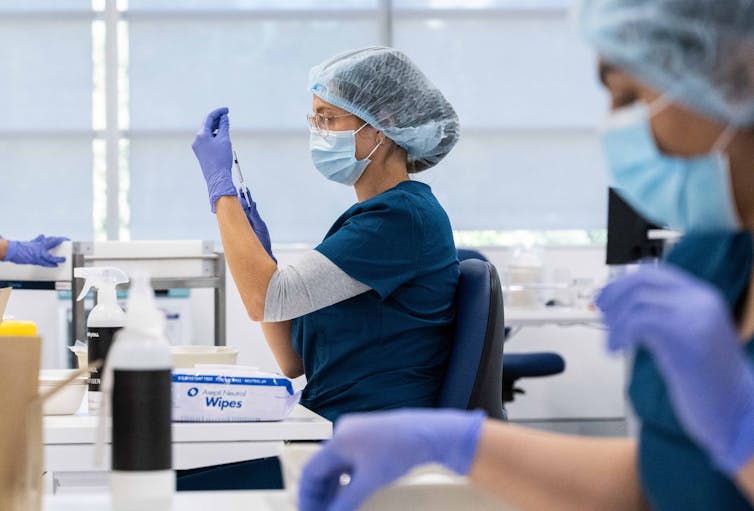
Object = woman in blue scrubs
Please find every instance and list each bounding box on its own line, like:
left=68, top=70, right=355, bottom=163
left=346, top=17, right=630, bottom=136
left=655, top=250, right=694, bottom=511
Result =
left=193, top=46, right=459, bottom=421
left=297, top=2, right=754, bottom=510
left=185, top=48, right=460, bottom=490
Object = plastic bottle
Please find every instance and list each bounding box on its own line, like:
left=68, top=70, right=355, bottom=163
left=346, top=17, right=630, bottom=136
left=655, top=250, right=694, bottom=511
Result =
left=108, top=271, right=174, bottom=511
left=74, top=266, right=128, bottom=411
left=505, top=245, right=545, bottom=308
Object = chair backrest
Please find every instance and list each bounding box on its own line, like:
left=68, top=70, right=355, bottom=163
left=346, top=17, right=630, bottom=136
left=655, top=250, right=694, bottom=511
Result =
left=457, top=248, right=489, bottom=263
left=437, top=258, right=506, bottom=419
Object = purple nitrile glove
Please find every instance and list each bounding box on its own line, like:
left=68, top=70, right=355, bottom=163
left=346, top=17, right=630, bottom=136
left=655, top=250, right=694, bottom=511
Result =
left=191, top=107, right=236, bottom=213
left=299, top=409, right=486, bottom=511
left=4, top=234, right=68, bottom=267
left=238, top=186, right=276, bottom=263
left=597, top=265, right=754, bottom=475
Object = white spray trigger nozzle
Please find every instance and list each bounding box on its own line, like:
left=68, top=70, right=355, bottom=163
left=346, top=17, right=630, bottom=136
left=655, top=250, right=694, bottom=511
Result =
left=74, top=266, right=129, bottom=301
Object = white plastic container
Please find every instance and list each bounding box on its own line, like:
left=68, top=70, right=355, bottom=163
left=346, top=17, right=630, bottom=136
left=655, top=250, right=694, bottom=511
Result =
left=72, top=344, right=239, bottom=370
left=171, top=346, right=238, bottom=368
left=503, top=246, right=545, bottom=308
left=106, top=271, right=174, bottom=511
left=172, top=365, right=300, bottom=422
left=74, top=266, right=128, bottom=411
left=39, top=369, right=87, bottom=415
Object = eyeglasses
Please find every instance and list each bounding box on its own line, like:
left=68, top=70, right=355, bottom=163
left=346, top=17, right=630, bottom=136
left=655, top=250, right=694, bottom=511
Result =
left=306, top=112, right=355, bottom=136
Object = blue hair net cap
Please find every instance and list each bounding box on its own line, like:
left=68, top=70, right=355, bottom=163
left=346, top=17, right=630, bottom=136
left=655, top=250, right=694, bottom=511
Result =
left=580, top=0, right=754, bottom=127
left=308, top=46, right=460, bottom=172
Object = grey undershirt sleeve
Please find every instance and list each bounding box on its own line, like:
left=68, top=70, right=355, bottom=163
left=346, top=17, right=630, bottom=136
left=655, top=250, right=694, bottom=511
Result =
left=263, top=250, right=371, bottom=322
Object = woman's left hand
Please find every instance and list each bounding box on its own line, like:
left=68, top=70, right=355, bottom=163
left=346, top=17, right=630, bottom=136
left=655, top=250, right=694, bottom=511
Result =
left=597, top=264, right=754, bottom=475
left=239, top=186, right=276, bottom=263
left=192, top=107, right=236, bottom=213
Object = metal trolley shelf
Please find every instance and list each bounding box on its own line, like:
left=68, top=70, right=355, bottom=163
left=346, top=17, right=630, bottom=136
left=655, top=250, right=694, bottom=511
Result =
left=70, top=241, right=226, bottom=348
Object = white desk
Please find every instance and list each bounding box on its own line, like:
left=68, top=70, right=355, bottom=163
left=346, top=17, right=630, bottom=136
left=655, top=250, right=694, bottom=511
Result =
left=43, top=482, right=517, bottom=511
left=44, top=405, right=331, bottom=491
left=44, top=491, right=292, bottom=511
left=505, top=306, right=602, bottom=328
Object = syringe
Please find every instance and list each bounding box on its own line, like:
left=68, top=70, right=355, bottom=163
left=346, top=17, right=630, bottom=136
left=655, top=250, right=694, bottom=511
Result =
left=233, top=150, right=253, bottom=208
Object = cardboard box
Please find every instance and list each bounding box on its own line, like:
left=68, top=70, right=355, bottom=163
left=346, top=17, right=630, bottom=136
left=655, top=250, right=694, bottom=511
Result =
left=0, top=287, right=10, bottom=322
left=0, top=335, right=42, bottom=511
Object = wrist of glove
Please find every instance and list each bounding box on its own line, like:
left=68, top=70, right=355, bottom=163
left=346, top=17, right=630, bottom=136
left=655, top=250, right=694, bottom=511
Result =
left=703, top=363, right=754, bottom=475
left=206, top=172, right=236, bottom=213
left=4, top=240, right=19, bottom=262
left=424, top=409, right=487, bottom=474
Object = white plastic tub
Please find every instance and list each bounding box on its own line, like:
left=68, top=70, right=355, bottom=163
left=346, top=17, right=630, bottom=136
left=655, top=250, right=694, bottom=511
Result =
left=71, top=345, right=239, bottom=369
left=39, top=369, right=87, bottom=415
left=171, top=346, right=238, bottom=369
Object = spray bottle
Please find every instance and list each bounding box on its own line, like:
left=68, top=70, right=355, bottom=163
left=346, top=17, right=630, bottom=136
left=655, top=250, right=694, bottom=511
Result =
left=74, top=266, right=128, bottom=411
left=107, top=271, right=173, bottom=511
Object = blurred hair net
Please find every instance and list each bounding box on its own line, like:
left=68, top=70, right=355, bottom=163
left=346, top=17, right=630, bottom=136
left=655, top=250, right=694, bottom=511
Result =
left=308, top=46, right=460, bottom=172
left=580, top=0, right=754, bottom=127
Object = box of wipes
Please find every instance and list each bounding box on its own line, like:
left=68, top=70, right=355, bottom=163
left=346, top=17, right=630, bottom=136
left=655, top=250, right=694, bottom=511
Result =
left=172, top=365, right=301, bottom=422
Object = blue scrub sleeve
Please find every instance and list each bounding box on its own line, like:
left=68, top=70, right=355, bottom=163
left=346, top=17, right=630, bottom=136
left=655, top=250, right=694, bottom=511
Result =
left=315, top=200, right=422, bottom=299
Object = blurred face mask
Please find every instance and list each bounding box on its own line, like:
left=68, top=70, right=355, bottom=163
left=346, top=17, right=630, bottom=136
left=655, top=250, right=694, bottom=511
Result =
left=600, top=96, right=740, bottom=233
left=309, top=123, right=383, bottom=186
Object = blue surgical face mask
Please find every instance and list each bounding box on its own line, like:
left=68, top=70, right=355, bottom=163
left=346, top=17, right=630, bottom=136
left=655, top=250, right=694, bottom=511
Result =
left=600, top=98, right=740, bottom=233
left=309, top=123, right=383, bottom=186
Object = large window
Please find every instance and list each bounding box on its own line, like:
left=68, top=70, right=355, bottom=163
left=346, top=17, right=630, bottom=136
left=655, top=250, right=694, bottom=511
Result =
left=126, top=2, right=381, bottom=243
left=0, top=0, right=608, bottom=246
left=0, top=1, right=94, bottom=241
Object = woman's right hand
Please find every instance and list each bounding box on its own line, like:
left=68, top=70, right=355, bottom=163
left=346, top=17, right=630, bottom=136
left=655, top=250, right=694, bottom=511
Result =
left=191, top=107, right=236, bottom=213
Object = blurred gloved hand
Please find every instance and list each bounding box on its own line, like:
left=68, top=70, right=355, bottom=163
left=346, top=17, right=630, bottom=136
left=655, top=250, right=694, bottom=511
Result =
left=299, top=409, right=485, bottom=511
left=597, top=265, right=754, bottom=475
left=191, top=107, right=236, bottom=213
left=4, top=234, right=68, bottom=267
left=238, top=187, right=276, bottom=263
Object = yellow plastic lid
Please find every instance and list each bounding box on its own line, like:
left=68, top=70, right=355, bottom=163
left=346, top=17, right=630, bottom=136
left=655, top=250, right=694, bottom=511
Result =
left=0, top=320, right=38, bottom=337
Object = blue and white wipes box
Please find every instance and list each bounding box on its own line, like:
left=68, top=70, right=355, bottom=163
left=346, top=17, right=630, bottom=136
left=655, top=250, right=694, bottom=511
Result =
left=172, top=365, right=301, bottom=422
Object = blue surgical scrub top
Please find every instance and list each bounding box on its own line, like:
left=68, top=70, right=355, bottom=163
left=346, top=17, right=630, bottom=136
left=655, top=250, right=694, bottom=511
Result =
left=291, top=180, right=459, bottom=422
left=629, top=230, right=754, bottom=510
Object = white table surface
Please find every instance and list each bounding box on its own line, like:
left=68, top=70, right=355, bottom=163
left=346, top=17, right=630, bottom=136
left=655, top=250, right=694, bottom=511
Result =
left=44, top=491, right=292, bottom=511
left=504, top=306, right=602, bottom=327
left=44, top=405, right=331, bottom=472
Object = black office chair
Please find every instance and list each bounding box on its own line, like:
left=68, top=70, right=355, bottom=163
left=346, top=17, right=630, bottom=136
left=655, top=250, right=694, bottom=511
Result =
left=502, top=352, right=565, bottom=402
left=437, top=258, right=506, bottom=420
left=456, top=248, right=566, bottom=405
